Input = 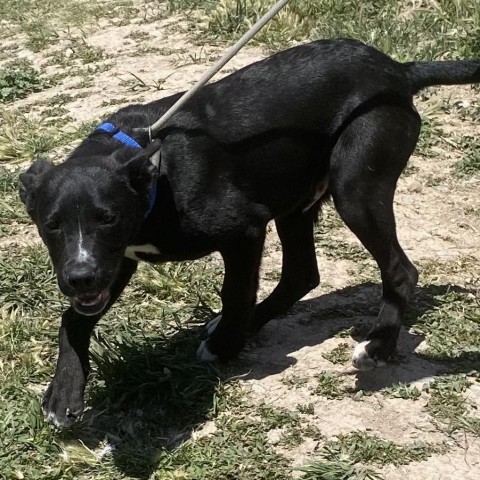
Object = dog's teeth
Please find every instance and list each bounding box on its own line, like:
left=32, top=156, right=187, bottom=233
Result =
left=77, top=292, right=102, bottom=306
left=196, top=340, right=219, bottom=363
left=205, top=315, right=222, bottom=336
left=81, top=300, right=95, bottom=306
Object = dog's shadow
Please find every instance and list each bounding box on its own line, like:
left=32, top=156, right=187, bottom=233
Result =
left=65, top=281, right=478, bottom=478
left=240, top=282, right=477, bottom=390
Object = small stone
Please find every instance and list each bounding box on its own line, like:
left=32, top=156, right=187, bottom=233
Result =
left=407, top=180, right=422, bottom=193
left=267, top=428, right=283, bottom=445
left=251, top=382, right=267, bottom=394
left=467, top=385, right=480, bottom=407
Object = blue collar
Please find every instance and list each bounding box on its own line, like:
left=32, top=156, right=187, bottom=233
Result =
left=95, top=122, right=156, bottom=219
left=96, top=122, right=142, bottom=148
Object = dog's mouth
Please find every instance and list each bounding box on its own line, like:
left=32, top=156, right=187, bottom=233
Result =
left=71, top=288, right=110, bottom=316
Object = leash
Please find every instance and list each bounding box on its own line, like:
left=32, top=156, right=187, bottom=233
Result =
left=145, top=0, right=291, bottom=139
left=98, top=0, right=291, bottom=145
left=94, top=0, right=291, bottom=218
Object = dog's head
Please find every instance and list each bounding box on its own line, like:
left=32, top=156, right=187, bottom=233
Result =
left=19, top=141, right=161, bottom=316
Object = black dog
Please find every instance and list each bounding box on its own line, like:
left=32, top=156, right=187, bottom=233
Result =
left=20, top=39, right=479, bottom=427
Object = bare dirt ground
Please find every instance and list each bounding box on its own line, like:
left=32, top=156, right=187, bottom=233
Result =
left=2, top=5, right=480, bottom=479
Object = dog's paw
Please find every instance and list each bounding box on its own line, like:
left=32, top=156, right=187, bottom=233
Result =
left=42, top=379, right=85, bottom=428
left=205, top=315, right=222, bottom=336
left=196, top=340, right=219, bottom=363
left=352, top=340, right=387, bottom=371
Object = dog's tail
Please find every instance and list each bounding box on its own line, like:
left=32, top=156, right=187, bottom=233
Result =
left=404, top=60, right=480, bottom=94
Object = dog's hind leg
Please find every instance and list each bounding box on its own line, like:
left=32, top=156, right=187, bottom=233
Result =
left=251, top=210, right=320, bottom=332
left=329, top=103, right=421, bottom=370
left=201, top=210, right=319, bottom=351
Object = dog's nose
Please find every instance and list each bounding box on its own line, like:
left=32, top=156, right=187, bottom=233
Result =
left=65, top=262, right=97, bottom=291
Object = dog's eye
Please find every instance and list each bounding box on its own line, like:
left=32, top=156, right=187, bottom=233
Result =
left=99, top=212, right=117, bottom=226
left=45, top=220, right=61, bottom=232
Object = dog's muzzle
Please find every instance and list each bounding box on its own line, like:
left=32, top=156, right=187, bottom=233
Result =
left=71, top=288, right=111, bottom=316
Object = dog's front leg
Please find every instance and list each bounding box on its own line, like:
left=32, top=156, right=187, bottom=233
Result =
left=198, top=233, right=265, bottom=362
left=43, top=259, right=137, bottom=427
left=43, top=310, right=97, bottom=427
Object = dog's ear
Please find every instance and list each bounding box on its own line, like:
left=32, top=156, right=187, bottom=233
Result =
left=19, top=158, right=54, bottom=216
left=118, top=140, right=162, bottom=194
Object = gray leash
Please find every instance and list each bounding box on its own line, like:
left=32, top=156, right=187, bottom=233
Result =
left=145, top=0, right=291, bottom=140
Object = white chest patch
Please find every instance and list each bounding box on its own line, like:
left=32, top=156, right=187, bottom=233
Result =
left=124, top=244, right=161, bottom=262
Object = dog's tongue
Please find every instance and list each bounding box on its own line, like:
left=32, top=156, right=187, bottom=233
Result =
left=76, top=289, right=109, bottom=307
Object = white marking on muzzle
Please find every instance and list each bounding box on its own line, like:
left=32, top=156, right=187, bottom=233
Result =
left=76, top=218, right=92, bottom=262
left=124, top=244, right=160, bottom=262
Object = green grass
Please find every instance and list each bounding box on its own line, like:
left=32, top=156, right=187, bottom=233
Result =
left=0, top=384, right=65, bottom=480
left=155, top=410, right=291, bottom=479
left=281, top=374, right=309, bottom=389
left=315, top=205, right=373, bottom=263
left=297, top=403, right=315, bottom=415
left=0, top=0, right=138, bottom=43
left=314, top=372, right=347, bottom=399
left=323, top=431, right=441, bottom=467
left=44, top=35, right=108, bottom=69
left=409, top=289, right=480, bottom=365
left=425, top=374, right=480, bottom=435
left=381, top=383, right=421, bottom=401
left=169, top=0, right=480, bottom=59
left=0, top=167, right=31, bottom=238
left=0, top=243, right=58, bottom=307
left=298, top=430, right=441, bottom=480
left=0, top=59, right=50, bottom=103
left=322, top=342, right=352, bottom=365
left=118, top=72, right=172, bottom=93
left=298, top=458, right=381, bottom=480
left=415, top=115, right=445, bottom=158
left=454, top=135, right=480, bottom=177
left=0, top=239, right=295, bottom=479
left=258, top=404, right=300, bottom=429
left=0, top=108, right=98, bottom=163
left=23, top=18, right=59, bottom=52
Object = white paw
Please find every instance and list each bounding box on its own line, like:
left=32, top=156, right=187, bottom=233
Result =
left=352, top=340, right=386, bottom=370
left=205, top=315, right=222, bottom=336
left=46, top=411, right=65, bottom=428
left=196, top=340, right=219, bottom=363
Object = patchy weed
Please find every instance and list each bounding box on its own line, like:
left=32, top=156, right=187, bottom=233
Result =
left=314, top=371, right=347, bottom=399
left=299, top=458, right=381, bottom=480
left=382, top=383, right=421, bottom=401
left=323, top=431, right=441, bottom=467
left=323, top=342, right=352, bottom=365
left=0, top=167, right=31, bottom=238
left=0, top=108, right=98, bottom=163
left=410, top=290, right=480, bottom=366
left=425, top=374, right=480, bottom=435
left=454, top=135, right=480, bottom=177
left=0, top=59, right=49, bottom=103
